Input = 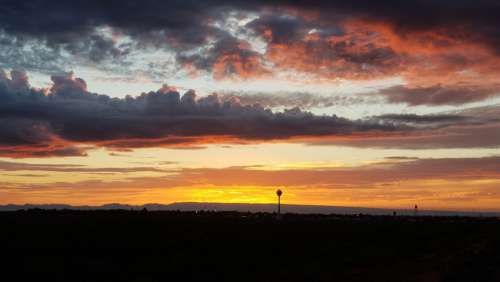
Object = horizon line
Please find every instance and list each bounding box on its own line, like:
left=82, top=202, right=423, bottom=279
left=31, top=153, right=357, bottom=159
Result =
left=2, top=202, right=500, bottom=215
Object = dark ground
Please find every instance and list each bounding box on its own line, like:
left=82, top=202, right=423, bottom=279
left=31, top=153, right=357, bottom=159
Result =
left=2, top=210, right=500, bottom=282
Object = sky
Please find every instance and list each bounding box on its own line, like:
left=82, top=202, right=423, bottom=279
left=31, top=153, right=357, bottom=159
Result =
left=0, top=0, right=499, bottom=211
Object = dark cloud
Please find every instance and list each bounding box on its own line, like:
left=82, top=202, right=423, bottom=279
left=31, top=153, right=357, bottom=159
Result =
left=0, top=146, right=89, bottom=158
left=50, top=72, right=88, bottom=98
left=374, top=85, right=500, bottom=106
left=0, top=1, right=217, bottom=72
left=4, top=0, right=498, bottom=51
left=375, top=114, right=468, bottom=124
left=2, top=69, right=500, bottom=156
left=0, top=1, right=215, bottom=51
left=0, top=69, right=407, bottom=157
left=1, top=0, right=500, bottom=81
left=63, top=33, right=125, bottom=63
left=0, top=118, right=51, bottom=146
left=246, top=14, right=312, bottom=45
left=177, top=34, right=267, bottom=79
left=271, top=0, right=500, bottom=53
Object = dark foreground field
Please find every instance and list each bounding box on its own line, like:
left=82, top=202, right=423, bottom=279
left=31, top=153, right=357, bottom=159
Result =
left=2, top=210, right=500, bottom=282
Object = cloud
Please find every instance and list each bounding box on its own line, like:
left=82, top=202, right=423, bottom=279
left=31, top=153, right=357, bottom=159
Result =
left=0, top=69, right=410, bottom=157
left=0, top=1, right=220, bottom=57
left=305, top=104, right=500, bottom=149
left=271, top=0, right=500, bottom=53
left=241, top=2, right=500, bottom=102
left=1, top=0, right=500, bottom=89
left=0, top=160, right=168, bottom=173
left=2, top=69, right=500, bottom=156
left=310, top=122, right=500, bottom=149
left=370, top=113, right=497, bottom=130
left=246, top=14, right=312, bottom=45
left=177, top=34, right=269, bottom=79
left=374, top=114, right=468, bottom=124
left=373, top=85, right=500, bottom=106
left=218, top=91, right=371, bottom=109
left=168, top=156, right=500, bottom=188
left=0, top=145, right=90, bottom=158
left=2, top=154, right=498, bottom=208
left=3, top=1, right=500, bottom=52
left=248, top=16, right=403, bottom=80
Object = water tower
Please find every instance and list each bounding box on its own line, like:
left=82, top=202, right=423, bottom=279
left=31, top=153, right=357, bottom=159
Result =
left=276, top=189, right=283, bottom=216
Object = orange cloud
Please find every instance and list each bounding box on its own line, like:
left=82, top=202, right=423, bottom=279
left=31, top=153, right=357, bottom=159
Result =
left=212, top=49, right=270, bottom=80
left=249, top=15, right=500, bottom=94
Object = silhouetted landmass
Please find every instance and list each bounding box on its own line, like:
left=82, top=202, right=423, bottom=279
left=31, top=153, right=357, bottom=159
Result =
left=2, top=202, right=498, bottom=217
left=2, top=210, right=500, bottom=282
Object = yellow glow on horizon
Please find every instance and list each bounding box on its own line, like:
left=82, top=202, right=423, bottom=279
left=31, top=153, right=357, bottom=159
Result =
left=4, top=178, right=489, bottom=211
left=1, top=145, right=499, bottom=211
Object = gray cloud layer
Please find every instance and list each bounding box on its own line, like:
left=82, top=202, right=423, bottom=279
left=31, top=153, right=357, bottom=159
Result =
left=0, top=69, right=412, bottom=157
left=1, top=69, right=498, bottom=157
left=218, top=92, right=369, bottom=109
left=373, top=85, right=500, bottom=106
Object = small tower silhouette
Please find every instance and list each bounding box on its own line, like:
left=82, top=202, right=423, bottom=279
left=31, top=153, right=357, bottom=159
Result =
left=276, top=189, right=283, bottom=218
left=414, top=204, right=418, bottom=217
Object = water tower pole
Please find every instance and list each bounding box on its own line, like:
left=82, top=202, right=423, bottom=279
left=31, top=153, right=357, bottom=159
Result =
left=278, top=193, right=281, bottom=215
left=276, top=189, right=283, bottom=216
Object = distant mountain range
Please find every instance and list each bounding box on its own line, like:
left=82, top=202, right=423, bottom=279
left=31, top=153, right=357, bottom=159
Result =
left=1, top=202, right=498, bottom=217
